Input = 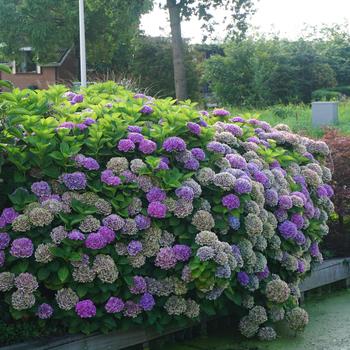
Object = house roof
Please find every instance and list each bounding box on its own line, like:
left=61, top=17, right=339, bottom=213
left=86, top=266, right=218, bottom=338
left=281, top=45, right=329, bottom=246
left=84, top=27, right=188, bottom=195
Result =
left=38, top=48, right=72, bottom=67
left=0, top=47, right=72, bottom=67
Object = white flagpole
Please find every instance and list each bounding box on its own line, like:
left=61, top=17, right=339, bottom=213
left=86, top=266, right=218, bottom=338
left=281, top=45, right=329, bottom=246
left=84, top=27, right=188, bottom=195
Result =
left=79, top=0, right=87, bottom=87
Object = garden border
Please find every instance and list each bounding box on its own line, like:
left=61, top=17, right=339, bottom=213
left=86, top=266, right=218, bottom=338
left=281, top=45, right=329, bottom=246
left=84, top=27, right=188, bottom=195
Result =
left=2, top=257, right=350, bottom=350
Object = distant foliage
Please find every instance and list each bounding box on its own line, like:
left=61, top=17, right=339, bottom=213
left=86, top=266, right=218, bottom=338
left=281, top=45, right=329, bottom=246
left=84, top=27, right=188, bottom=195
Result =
left=204, top=37, right=338, bottom=107
left=130, top=37, right=200, bottom=99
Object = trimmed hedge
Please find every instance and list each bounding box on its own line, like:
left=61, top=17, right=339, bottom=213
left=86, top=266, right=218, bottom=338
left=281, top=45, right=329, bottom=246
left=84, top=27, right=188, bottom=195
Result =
left=0, top=82, right=333, bottom=341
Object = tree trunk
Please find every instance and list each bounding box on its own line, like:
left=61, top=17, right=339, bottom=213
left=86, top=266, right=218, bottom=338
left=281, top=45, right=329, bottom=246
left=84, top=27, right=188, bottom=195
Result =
left=167, top=0, right=188, bottom=101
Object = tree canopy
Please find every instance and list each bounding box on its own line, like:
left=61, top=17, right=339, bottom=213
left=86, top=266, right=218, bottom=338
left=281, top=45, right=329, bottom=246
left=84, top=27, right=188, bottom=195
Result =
left=0, top=0, right=152, bottom=68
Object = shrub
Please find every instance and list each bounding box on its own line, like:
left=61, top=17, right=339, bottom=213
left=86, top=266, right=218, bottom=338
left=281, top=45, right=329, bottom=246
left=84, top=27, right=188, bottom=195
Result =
left=312, top=89, right=341, bottom=101
left=0, top=82, right=333, bottom=340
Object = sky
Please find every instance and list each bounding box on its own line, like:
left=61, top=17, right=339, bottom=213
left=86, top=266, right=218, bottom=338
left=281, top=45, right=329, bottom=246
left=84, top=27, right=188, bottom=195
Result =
left=141, top=0, right=350, bottom=42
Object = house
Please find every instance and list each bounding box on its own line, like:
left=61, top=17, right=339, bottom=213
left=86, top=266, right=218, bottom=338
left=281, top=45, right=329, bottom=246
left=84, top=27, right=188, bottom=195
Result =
left=0, top=47, right=77, bottom=90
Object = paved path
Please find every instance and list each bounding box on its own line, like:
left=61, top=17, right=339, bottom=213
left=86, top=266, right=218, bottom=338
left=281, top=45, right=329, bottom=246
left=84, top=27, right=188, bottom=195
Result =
left=168, top=290, right=350, bottom=350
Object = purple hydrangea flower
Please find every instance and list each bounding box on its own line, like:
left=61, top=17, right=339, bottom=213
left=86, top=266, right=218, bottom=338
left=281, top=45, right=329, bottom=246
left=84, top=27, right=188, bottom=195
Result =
left=216, top=265, right=231, bottom=279
left=62, top=172, right=87, bottom=190
left=101, top=170, right=121, bottom=186
left=184, top=157, right=200, bottom=170
left=37, top=303, right=53, bottom=319
left=163, top=137, right=186, bottom=152
left=323, top=184, right=334, bottom=197
left=228, top=216, right=240, bottom=230
left=317, top=186, right=328, bottom=198
left=147, top=202, right=167, bottom=219
left=128, top=132, right=144, bottom=144
left=10, top=238, right=33, bottom=258
left=135, top=215, right=151, bottom=230
left=80, top=156, right=100, bottom=171
left=0, top=216, right=6, bottom=228
left=128, top=125, right=142, bottom=133
left=0, top=232, right=10, bottom=249
left=102, top=214, right=125, bottom=231
left=130, top=276, right=147, bottom=294
left=118, top=139, right=135, bottom=152
left=31, top=181, right=51, bottom=197
left=291, top=213, right=304, bottom=229
left=187, top=122, right=201, bottom=135
left=222, top=194, right=240, bottom=210
left=133, top=93, right=147, bottom=99
left=226, top=154, right=247, bottom=169
left=57, top=121, right=75, bottom=130
left=230, top=116, right=245, bottom=123
left=310, top=242, right=320, bottom=257
left=140, top=105, right=154, bottom=114
left=157, top=161, right=169, bottom=170
left=256, top=265, right=270, bottom=280
left=175, top=186, right=195, bottom=201
left=172, top=244, right=191, bottom=262
left=71, top=94, right=84, bottom=105
left=123, top=301, right=142, bottom=318
left=253, top=171, right=269, bottom=187
left=196, top=246, right=215, bottom=261
left=76, top=123, right=88, bottom=130
left=0, top=251, right=4, bottom=267
left=84, top=117, right=96, bottom=126
left=278, top=195, right=293, bottom=210
left=237, top=272, right=250, bottom=286
left=146, top=187, right=166, bottom=202
left=155, top=247, right=177, bottom=269
left=199, top=118, right=208, bottom=127
left=278, top=220, right=298, bottom=239
left=75, top=300, right=96, bottom=318
left=213, top=109, right=230, bottom=117
left=207, top=141, right=226, bottom=154
left=1, top=208, right=19, bottom=224
left=234, top=178, right=252, bottom=194
left=200, top=110, right=209, bottom=117
left=105, top=297, right=124, bottom=313
left=127, top=241, right=143, bottom=256
left=68, top=229, right=85, bottom=241
left=265, top=189, right=279, bottom=206
left=139, top=139, right=157, bottom=154
left=139, top=293, right=155, bottom=311
left=85, top=233, right=107, bottom=250
left=295, top=231, right=306, bottom=245
left=191, top=148, right=206, bottom=161
left=297, top=260, right=306, bottom=273
left=98, top=226, right=116, bottom=244
left=224, top=124, right=243, bottom=136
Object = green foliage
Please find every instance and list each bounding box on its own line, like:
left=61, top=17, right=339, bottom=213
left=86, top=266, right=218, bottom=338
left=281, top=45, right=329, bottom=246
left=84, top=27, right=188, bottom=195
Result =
left=204, top=36, right=338, bottom=107
left=130, top=36, right=199, bottom=99
left=312, top=89, right=342, bottom=101
left=0, top=0, right=152, bottom=68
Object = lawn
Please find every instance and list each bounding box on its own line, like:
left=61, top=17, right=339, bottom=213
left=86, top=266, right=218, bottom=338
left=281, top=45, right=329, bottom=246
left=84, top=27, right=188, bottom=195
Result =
left=166, top=290, right=350, bottom=350
left=227, top=101, right=350, bottom=138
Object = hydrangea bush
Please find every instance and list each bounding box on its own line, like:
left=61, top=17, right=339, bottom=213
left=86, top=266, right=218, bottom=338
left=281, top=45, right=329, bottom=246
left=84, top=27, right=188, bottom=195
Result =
left=0, top=82, right=333, bottom=339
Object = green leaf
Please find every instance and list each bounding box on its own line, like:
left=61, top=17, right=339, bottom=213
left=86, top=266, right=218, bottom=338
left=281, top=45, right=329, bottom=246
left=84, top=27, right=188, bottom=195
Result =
left=58, top=266, right=70, bottom=283
left=38, top=268, right=50, bottom=281
left=11, top=260, right=29, bottom=274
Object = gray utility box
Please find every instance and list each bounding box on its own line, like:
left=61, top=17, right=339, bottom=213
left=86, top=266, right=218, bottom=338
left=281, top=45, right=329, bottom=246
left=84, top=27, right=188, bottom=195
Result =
left=312, top=101, right=339, bottom=127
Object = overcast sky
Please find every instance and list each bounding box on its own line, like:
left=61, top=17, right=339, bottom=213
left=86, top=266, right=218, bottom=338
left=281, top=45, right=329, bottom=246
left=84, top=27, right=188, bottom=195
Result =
left=141, top=0, right=350, bottom=42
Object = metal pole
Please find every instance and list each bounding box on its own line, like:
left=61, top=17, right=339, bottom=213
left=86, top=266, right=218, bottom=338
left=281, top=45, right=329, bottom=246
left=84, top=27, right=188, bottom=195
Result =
left=79, top=0, right=87, bottom=87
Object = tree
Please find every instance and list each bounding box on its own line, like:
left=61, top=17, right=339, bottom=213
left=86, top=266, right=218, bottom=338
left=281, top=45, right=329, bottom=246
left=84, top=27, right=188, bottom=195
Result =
left=164, top=0, right=255, bottom=101
left=0, top=0, right=152, bottom=71
left=130, top=36, right=199, bottom=99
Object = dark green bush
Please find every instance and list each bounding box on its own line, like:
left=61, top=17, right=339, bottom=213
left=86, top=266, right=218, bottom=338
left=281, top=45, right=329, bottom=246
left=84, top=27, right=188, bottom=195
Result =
left=312, top=89, right=342, bottom=101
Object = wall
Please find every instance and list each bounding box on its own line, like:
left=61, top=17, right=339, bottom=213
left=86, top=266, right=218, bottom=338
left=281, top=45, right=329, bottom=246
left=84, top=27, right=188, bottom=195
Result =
left=0, top=67, right=56, bottom=90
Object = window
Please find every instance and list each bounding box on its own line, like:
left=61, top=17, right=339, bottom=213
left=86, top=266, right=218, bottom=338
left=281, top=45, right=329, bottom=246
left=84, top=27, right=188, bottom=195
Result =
left=16, top=48, right=37, bottom=73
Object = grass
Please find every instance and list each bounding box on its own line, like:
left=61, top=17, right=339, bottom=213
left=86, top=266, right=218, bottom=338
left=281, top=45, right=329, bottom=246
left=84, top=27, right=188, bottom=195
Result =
left=227, top=101, right=350, bottom=138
